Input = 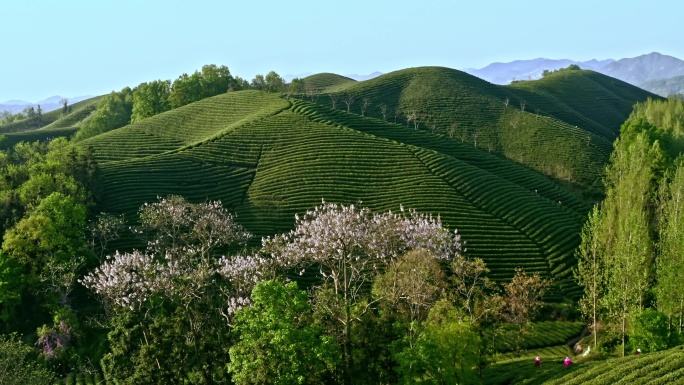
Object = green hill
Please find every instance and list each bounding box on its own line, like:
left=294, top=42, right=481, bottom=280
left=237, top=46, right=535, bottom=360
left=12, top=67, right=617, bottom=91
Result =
left=302, top=72, right=356, bottom=90
left=0, top=96, right=102, bottom=150
left=79, top=88, right=602, bottom=298
left=1, top=67, right=656, bottom=299
left=300, top=67, right=656, bottom=195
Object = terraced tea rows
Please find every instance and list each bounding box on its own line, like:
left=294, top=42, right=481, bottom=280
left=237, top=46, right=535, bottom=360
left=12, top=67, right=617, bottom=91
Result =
left=87, top=91, right=595, bottom=298
left=301, top=67, right=652, bottom=191
left=82, top=91, right=289, bottom=163
left=0, top=96, right=101, bottom=134
left=494, top=321, right=584, bottom=352
left=486, top=345, right=684, bottom=385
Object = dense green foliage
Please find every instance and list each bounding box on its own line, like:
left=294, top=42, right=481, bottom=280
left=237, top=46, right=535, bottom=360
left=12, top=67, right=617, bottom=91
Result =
left=229, top=281, right=339, bottom=384
left=73, top=88, right=133, bottom=141
left=0, top=333, right=55, bottom=385
left=575, top=96, right=684, bottom=357
left=0, top=65, right=668, bottom=383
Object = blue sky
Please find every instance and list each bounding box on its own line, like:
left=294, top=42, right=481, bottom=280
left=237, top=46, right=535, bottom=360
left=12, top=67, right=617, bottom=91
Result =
left=1, top=0, right=682, bottom=102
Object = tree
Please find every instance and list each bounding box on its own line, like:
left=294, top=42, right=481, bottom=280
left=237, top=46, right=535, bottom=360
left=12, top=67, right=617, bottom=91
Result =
left=601, top=132, right=657, bottom=356
left=169, top=72, right=203, bottom=108
left=329, top=94, right=339, bottom=109
left=87, top=212, right=126, bottom=263
left=449, top=255, right=498, bottom=325
left=264, top=71, right=285, bottom=93
left=629, top=309, right=671, bottom=353
left=131, top=80, right=171, bottom=122
left=229, top=281, right=339, bottom=384
left=199, top=64, right=233, bottom=97
left=656, top=158, right=684, bottom=335
left=379, top=104, right=388, bottom=121
left=373, top=249, right=447, bottom=346
left=60, top=99, right=68, bottom=116
left=394, top=300, right=480, bottom=384
left=342, top=94, right=355, bottom=113
left=264, top=202, right=461, bottom=384
left=251, top=74, right=266, bottom=91
left=361, top=98, right=370, bottom=116
left=74, top=88, right=133, bottom=141
left=289, top=78, right=305, bottom=96
left=575, top=206, right=605, bottom=349
left=503, top=268, right=550, bottom=356
left=0, top=333, right=55, bottom=385
left=3, top=192, right=89, bottom=307
left=82, top=196, right=256, bottom=384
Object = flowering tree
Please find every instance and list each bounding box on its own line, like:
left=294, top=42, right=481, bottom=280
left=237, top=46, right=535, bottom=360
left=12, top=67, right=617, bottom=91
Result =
left=81, top=196, right=259, bottom=383
left=263, top=201, right=460, bottom=383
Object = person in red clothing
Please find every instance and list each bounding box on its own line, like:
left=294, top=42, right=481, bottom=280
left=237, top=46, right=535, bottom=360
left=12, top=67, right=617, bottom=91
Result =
left=535, top=356, right=541, bottom=367
left=564, top=356, right=573, bottom=367
left=635, top=348, right=641, bottom=355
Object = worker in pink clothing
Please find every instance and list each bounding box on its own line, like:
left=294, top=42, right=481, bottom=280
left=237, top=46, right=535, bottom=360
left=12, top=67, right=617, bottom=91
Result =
left=564, top=356, right=573, bottom=367
left=535, top=356, right=541, bottom=367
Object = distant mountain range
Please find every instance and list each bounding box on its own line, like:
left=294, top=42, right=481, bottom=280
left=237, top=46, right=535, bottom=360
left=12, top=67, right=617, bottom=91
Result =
left=0, top=95, right=92, bottom=115
left=464, top=58, right=615, bottom=84
left=464, top=52, right=684, bottom=97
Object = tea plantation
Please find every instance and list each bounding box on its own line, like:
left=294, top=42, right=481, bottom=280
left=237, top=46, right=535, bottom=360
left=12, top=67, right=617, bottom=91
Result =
left=485, top=345, right=684, bottom=385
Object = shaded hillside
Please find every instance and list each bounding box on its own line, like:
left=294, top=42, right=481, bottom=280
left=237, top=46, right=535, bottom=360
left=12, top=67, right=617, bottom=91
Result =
left=640, top=75, right=684, bottom=97
left=81, top=90, right=597, bottom=299
left=300, top=67, right=654, bottom=194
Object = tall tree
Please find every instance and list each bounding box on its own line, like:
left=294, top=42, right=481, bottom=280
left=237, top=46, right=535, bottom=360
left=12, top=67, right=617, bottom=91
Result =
left=169, top=72, right=203, bottom=108
left=600, top=132, right=658, bottom=356
left=264, top=71, right=284, bottom=93
left=656, top=158, right=684, bottom=335
left=199, top=64, right=233, bottom=97
left=131, top=80, right=171, bottom=122
left=503, top=268, right=550, bottom=356
left=575, top=206, right=605, bottom=349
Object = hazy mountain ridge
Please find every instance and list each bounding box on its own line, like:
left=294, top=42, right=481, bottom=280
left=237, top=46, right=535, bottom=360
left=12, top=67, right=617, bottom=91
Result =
left=464, top=58, right=614, bottom=84
left=465, top=52, right=684, bottom=90
left=639, top=75, right=684, bottom=97
left=601, top=52, right=684, bottom=85
left=0, top=95, right=92, bottom=114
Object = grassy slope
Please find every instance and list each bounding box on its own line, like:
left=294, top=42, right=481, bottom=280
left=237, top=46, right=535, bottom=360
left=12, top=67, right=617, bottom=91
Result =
left=306, top=67, right=656, bottom=194
left=302, top=72, right=356, bottom=91
left=0, top=96, right=102, bottom=149
left=485, top=345, right=684, bottom=385
left=81, top=89, right=603, bottom=299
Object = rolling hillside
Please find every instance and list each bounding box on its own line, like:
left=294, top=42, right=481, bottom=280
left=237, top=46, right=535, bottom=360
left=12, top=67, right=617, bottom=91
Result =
left=0, top=96, right=101, bottom=149
left=78, top=89, right=586, bottom=299
left=299, top=67, right=657, bottom=194
left=3, top=67, right=656, bottom=300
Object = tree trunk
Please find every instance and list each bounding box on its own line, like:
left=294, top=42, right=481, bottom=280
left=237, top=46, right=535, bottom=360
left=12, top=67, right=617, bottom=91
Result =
left=622, top=314, right=626, bottom=357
